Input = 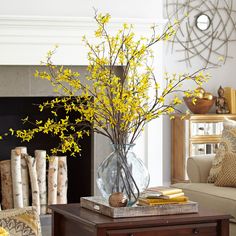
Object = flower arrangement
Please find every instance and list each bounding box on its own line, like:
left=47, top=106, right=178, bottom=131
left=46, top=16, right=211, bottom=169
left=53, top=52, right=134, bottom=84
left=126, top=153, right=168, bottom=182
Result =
left=5, top=13, right=209, bottom=158
left=1, top=12, right=210, bottom=204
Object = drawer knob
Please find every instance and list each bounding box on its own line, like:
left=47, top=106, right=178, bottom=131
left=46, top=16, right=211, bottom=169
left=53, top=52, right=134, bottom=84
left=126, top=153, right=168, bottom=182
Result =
left=198, top=148, right=204, bottom=151
left=193, top=228, right=199, bottom=234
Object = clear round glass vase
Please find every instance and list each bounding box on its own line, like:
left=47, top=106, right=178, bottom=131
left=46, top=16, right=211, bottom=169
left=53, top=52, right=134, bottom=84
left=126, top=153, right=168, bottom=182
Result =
left=96, top=144, right=150, bottom=206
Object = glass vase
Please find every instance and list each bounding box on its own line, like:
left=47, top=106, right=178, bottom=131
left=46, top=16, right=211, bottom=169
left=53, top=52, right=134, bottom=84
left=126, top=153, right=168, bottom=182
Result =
left=96, top=144, right=150, bottom=206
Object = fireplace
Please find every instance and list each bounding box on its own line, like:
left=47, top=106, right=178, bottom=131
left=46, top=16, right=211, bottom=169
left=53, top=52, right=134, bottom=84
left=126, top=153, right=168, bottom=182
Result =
left=0, top=96, right=93, bottom=203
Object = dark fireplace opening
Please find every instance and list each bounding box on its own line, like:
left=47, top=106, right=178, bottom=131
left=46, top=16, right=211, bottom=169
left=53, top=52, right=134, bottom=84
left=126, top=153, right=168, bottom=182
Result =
left=0, top=97, right=92, bottom=203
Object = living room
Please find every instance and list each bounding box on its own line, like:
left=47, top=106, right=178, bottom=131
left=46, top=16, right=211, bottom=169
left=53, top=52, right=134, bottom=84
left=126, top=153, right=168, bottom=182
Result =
left=0, top=0, right=235, bottom=236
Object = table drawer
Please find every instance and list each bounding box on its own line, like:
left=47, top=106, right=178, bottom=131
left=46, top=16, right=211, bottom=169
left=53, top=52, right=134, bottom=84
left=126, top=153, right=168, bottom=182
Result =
left=106, top=223, right=217, bottom=236
left=191, top=122, right=223, bottom=137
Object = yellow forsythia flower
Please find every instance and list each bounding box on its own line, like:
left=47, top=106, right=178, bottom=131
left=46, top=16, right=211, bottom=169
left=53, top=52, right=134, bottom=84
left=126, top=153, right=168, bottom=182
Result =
left=0, top=12, right=208, bottom=156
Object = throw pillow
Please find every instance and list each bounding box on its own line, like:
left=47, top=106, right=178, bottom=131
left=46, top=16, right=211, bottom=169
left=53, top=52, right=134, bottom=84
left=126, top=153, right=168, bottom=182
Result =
left=208, top=119, right=236, bottom=183
left=0, top=207, right=41, bottom=236
left=215, top=152, right=236, bottom=187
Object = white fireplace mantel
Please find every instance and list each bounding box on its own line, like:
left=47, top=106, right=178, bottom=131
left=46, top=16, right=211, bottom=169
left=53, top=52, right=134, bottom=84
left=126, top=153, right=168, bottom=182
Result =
left=0, top=15, right=166, bottom=65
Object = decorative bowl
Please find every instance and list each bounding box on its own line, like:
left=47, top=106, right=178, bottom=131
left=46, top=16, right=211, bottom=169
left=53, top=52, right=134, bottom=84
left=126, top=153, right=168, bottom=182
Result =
left=183, top=96, right=216, bottom=114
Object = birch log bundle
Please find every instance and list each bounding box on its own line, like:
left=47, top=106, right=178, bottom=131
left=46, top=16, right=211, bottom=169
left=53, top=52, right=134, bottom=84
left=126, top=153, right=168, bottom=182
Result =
left=35, top=150, right=47, bottom=215
left=26, top=155, right=40, bottom=215
left=11, top=149, right=24, bottom=208
left=48, top=156, right=58, bottom=212
left=0, top=148, right=69, bottom=213
left=0, top=160, right=13, bottom=209
left=57, top=156, right=68, bottom=204
left=15, top=146, right=30, bottom=207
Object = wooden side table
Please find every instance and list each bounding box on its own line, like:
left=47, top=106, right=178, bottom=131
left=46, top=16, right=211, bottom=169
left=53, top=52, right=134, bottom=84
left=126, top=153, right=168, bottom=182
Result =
left=49, top=204, right=230, bottom=236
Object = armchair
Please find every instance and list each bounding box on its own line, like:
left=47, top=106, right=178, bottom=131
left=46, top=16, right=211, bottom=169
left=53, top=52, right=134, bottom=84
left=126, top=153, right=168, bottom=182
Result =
left=172, top=155, right=236, bottom=236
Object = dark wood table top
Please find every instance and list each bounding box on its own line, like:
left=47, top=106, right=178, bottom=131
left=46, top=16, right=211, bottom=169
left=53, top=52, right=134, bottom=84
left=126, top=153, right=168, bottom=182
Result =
left=49, top=203, right=231, bottom=228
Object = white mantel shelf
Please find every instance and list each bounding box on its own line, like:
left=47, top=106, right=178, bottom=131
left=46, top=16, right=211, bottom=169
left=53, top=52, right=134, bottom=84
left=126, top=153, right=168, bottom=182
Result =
left=0, top=15, right=167, bottom=65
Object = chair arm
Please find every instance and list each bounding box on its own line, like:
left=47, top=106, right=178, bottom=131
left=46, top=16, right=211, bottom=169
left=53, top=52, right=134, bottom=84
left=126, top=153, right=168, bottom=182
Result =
left=187, top=155, right=214, bottom=183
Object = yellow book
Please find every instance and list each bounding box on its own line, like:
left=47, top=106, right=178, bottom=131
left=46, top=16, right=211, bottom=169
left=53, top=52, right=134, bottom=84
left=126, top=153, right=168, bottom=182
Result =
left=151, top=192, right=185, bottom=199
left=138, top=196, right=189, bottom=206
left=235, top=90, right=236, bottom=114
left=224, top=87, right=235, bottom=113
left=145, top=186, right=182, bottom=196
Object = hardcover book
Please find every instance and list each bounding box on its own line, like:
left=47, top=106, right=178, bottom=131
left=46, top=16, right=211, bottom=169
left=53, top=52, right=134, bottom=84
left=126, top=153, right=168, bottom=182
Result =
left=145, top=186, right=182, bottom=195
left=138, top=196, right=189, bottom=206
left=224, top=87, right=236, bottom=114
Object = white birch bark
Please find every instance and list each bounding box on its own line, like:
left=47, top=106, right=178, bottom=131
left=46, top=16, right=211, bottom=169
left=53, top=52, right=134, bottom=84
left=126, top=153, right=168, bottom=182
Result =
left=26, top=155, right=40, bottom=215
left=15, top=146, right=29, bottom=207
left=35, top=150, right=47, bottom=215
left=11, top=149, right=23, bottom=208
left=48, top=156, right=58, bottom=212
left=15, top=146, right=27, bottom=155
left=57, top=156, right=68, bottom=204
left=0, top=160, right=13, bottom=209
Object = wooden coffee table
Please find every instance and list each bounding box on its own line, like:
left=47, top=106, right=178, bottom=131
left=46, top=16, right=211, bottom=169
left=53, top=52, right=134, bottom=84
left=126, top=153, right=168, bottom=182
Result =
left=49, top=204, right=231, bottom=236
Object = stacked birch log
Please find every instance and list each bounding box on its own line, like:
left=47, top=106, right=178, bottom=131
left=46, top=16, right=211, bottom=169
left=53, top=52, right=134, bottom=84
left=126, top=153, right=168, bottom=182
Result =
left=0, top=147, right=68, bottom=215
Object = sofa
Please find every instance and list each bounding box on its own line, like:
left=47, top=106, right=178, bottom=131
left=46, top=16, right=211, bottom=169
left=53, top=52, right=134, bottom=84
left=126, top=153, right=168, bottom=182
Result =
left=172, top=155, right=236, bottom=236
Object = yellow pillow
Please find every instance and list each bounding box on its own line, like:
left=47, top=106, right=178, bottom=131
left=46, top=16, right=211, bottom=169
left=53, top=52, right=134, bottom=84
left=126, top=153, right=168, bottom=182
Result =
left=0, top=227, right=9, bottom=236
left=215, top=152, right=236, bottom=187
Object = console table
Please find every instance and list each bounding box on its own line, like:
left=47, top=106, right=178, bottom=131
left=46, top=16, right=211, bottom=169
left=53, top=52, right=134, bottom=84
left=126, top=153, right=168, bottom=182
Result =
left=171, top=114, right=236, bottom=183
left=49, top=204, right=230, bottom=236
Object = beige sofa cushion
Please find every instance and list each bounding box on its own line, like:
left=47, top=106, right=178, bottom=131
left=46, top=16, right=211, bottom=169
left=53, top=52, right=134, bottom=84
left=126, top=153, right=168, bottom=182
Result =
left=187, top=156, right=214, bottom=183
left=208, top=120, right=236, bottom=183
left=173, top=182, right=236, bottom=223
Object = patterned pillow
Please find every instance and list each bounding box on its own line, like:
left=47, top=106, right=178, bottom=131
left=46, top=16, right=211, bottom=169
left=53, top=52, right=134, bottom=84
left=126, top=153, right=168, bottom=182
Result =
left=214, top=152, right=236, bottom=187
left=208, top=119, right=236, bottom=183
left=0, top=207, right=41, bottom=236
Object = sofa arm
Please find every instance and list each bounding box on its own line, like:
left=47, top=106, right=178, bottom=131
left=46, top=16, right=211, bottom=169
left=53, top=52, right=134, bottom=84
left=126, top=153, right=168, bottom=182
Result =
left=187, top=155, right=214, bottom=183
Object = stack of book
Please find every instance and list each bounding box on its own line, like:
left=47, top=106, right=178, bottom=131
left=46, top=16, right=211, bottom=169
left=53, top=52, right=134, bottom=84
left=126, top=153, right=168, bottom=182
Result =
left=224, top=87, right=236, bottom=114
left=138, top=186, right=188, bottom=206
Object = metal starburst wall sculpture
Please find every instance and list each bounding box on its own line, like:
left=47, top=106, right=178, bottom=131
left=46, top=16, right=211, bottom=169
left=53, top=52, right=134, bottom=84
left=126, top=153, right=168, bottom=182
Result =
left=165, top=0, right=236, bottom=67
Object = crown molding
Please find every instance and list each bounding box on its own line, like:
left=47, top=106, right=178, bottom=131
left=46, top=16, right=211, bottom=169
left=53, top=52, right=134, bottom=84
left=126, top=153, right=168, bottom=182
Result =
left=0, top=15, right=167, bottom=65
left=0, top=15, right=167, bottom=26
